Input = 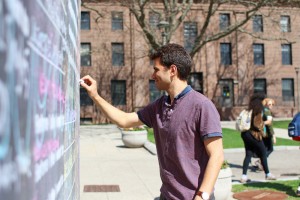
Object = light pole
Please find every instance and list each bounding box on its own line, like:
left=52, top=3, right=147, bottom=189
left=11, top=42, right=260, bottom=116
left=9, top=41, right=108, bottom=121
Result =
left=295, top=66, right=300, bottom=113
left=158, top=20, right=169, bottom=45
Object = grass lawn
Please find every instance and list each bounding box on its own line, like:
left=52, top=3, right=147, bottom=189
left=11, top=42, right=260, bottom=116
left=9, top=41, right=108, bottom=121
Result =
left=146, top=127, right=299, bottom=148
left=146, top=127, right=155, bottom=143
left=222, top=128, right=299, bottom=148
left=232, top=180, right=300, bottom=200
left=273, top=120, right=291, bottom=129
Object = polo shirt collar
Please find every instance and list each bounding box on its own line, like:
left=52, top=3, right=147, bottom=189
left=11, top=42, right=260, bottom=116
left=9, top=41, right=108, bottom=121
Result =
left=165, top=85, right=192, bottom=105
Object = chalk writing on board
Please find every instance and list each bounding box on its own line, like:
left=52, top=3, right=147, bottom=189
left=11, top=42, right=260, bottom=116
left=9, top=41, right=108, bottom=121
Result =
left=0, top=0, right=80, bottom=199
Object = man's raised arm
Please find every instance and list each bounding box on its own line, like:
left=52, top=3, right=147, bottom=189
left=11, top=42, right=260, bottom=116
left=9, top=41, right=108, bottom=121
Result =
left=80, top=75, right=143, bottom=128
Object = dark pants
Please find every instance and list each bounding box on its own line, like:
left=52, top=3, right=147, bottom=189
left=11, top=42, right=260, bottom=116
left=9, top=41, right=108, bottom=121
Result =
left=263, top=135, right=273, bottom=157
left=241, top=131, right=270, bottom=175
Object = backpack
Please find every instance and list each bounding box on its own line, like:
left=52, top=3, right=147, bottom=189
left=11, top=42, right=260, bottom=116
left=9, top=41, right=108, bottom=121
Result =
left=288, top=112, right=300, bottom=140
left=236, top=109, right=252, bottom=132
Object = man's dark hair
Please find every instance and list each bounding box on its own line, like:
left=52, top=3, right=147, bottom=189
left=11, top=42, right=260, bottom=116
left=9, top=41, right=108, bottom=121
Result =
left=150, top=43, right=192, bottom=80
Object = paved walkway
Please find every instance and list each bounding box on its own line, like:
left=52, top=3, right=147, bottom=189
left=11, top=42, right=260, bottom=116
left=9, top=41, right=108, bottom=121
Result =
left=80, top=123, right=300, bottom=200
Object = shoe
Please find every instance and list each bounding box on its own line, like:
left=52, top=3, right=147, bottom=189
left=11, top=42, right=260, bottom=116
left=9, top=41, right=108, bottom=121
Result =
left=240, top=178, right=251, bottom=183
left=265, top=174, right=276, bottom=180
left=296, top=190, right=300, bottom=197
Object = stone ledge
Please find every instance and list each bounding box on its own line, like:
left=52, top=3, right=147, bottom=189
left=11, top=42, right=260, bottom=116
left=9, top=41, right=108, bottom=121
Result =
left=143, top=141, right=157, bottom=155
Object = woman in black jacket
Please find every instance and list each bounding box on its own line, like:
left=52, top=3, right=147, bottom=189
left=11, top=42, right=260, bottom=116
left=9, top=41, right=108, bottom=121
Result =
left=240, top=94, right=276, bottom=183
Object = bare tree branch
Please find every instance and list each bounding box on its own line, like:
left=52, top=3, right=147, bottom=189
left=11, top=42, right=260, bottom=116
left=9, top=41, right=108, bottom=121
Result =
left=237, top=28, right=294, bottom=43
left=81, top=0, right=105, bottom=22
left=82, top=0, right=297, bottom=58
left=190, top=0, right=277, bottom=57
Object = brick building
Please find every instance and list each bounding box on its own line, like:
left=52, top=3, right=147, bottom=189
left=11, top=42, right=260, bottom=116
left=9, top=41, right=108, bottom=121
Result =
left=80, top=1, right=300, bottom=123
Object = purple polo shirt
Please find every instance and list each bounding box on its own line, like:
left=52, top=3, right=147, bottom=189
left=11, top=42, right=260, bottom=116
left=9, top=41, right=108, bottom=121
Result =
left=137, top=86, right=222, bottom=200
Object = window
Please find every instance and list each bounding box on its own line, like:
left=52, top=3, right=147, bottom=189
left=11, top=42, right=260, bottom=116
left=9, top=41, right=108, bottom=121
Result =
left=253, top=44, right=264, bottom=65
left=111, top=80, right=126, bottom=105
left=81, top=43, right=91, bottom=66
left=220, top=43, right=232, bottom=65
left=188, top=73, right=203, bottom=94
left=280, top=16, right=291, bottom=32
left=219, top=14, right=230, bottom=30
left=282, top=44, right=292, bottom=65
left=149, top=80, right=163, bottom=102
left=183, top=22, right=197, bottom=52
left=112, top=43, right=124, bottom=66
left=81, top=12, right=90, bottom=30
left=253, top=15, right=263, bottom=32
left=282, top=79, right=294, bottom=101
left=80, top=88, right=93, bottom=106
left=112, top=11, right=123, bottom=30
left=253, top=79, right=266, bottom=94
left=149, top=12, right=160, bottom=29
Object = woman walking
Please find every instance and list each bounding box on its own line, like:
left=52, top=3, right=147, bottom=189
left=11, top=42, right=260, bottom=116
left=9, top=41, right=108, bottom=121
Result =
left=240, top=94, right=276, bottom=183
left=262, top=98, right=276, bottom=157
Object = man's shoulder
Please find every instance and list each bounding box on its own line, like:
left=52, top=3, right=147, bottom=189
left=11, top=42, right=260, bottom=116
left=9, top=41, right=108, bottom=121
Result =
left=188, top=90, right=213, bottom=104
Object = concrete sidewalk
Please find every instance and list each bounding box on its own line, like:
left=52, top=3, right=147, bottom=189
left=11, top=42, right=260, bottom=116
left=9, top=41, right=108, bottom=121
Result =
left=80, top=125, right=161, bottom=200
left=80, top=124, right=300, bottom=200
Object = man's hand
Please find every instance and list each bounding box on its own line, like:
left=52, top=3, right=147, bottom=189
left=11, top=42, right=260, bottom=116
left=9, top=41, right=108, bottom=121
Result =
left=80, top=75, right=99, bottom=99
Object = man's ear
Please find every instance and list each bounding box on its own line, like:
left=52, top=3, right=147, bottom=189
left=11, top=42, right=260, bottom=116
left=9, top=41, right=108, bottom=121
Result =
left=170, top=64, right=177, bottom=76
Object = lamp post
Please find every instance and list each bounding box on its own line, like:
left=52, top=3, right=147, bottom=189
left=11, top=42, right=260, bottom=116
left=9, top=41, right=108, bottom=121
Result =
left=158, top=20, right=169, bottom=45
left=295, top=66, right=300, bottom=113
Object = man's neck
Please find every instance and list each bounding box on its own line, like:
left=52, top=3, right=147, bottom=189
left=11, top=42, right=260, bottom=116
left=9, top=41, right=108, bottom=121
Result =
left=167, top=81, right=188, bottom=104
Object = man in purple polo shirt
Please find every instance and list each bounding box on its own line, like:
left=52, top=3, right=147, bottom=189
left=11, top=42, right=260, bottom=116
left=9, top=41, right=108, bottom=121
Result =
left=80, top=43, right=224, bottom=200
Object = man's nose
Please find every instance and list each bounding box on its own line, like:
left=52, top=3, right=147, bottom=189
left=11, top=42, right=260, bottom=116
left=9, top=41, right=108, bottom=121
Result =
left=151, top=73, right=155, bottom=79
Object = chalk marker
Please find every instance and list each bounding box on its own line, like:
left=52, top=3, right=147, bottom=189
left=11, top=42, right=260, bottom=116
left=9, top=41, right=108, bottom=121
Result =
left=79, top=79, right=84, bottom=84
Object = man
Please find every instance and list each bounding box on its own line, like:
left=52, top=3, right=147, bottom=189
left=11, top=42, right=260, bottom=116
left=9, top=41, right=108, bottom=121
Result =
left=80, top=43, right=224, bottom=200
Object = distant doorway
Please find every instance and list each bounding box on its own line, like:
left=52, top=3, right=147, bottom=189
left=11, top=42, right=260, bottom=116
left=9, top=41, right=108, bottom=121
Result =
left=188, top=72, right=203, bottom=94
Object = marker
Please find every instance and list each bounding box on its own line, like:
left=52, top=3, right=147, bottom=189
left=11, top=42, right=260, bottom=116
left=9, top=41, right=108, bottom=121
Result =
left=79, top=79, right=84, bottom=84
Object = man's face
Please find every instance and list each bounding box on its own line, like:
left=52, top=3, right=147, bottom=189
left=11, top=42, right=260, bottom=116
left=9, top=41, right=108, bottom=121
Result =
left=151, top=58, right=171, bottom=91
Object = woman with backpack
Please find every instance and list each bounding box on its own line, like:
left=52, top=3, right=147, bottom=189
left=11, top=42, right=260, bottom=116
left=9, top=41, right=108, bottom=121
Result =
left=240, top=94, right=276, bottom=183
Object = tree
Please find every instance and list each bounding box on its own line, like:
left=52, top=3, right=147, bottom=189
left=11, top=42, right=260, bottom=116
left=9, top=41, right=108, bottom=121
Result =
left=81, top=0, right=299, bottom=121
left=82, top=0, right=295, bottom=58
